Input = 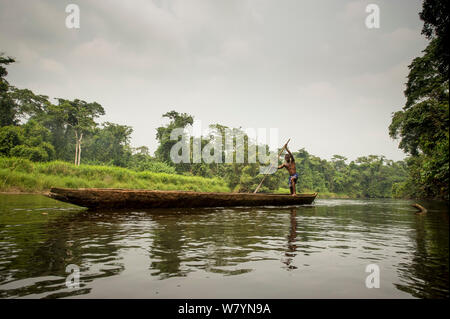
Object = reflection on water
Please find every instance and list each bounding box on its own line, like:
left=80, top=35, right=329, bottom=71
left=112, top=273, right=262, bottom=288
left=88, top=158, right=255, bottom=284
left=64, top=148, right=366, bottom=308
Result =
left=282, top=209, right=298, bottom=270
left=0, top=194, right=448, bottom=298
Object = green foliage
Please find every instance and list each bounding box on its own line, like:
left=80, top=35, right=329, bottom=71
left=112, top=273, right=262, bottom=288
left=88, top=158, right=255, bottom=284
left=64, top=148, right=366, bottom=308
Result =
left=285, top=150, right=407, bottom=198
left=10, top=145, right=48, bottom=162
left=0, top=54, right=18, bottom=127
left=128, top=156, right=176, bottom=174
left=51, top=98, right=106, bottom=165
left=419, top=0, right=449, bottom=76
left=0, top=123, right=54, bottom=161
left=54, top=98, right=105, bottom=131
left=83, top=122, right=133, bottom=167
left=40, top=142, right=55, bottom=160
left=0, top=126, right=22, bottom=155
left=1, top=54, right=49, bottom=127
left=155, top=110, right=193, bottom=166
left=0, top=157, right=229, bottom=193
left=0, top=156, right=34, bottom=173
left=22, top=120, right=52, bottom=147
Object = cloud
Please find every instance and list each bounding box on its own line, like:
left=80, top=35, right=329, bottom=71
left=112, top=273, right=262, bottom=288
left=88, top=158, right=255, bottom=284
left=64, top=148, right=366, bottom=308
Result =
left=338, top=0, right=368, bottom=21
left=297, top=82, right=339, bottom=102
left=40, top=58, right=66, bottom=74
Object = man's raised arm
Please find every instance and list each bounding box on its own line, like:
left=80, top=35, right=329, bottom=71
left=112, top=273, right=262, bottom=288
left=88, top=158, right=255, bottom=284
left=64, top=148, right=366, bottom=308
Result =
left=286, top=147, right=295, bottom=162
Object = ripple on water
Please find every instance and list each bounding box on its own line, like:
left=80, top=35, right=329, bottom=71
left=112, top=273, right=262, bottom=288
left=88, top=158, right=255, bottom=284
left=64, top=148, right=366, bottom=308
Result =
left=0, top=195, right=448, bottom=298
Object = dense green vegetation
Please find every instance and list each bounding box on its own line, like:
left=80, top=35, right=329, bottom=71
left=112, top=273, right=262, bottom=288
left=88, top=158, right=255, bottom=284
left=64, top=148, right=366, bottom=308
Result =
left=0, top=157, right=228, bottom=193
left=1, top=0, right=446, bottom=199
left=389, top=0, right=449, bottom=200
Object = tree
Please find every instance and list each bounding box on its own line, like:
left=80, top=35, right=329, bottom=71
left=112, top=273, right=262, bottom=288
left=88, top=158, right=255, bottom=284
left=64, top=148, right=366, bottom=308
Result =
left=84, top=122, right=133, bottom=166
left=0, top=55, right=49, bottom=127
left=53, top=99, right=105, bottom=166
left=0, top=125, right=22, bottom=156
left=0, top=54, right=17, bottom=127
left=389, top=0, right=449, bottom=199
left=419, top=0, right=449, bottom=76
left=155, top=110, right=193, bottom=169
left=9, top=88, right=49, bottom=122
left=0, top=121, right=55, bottom=161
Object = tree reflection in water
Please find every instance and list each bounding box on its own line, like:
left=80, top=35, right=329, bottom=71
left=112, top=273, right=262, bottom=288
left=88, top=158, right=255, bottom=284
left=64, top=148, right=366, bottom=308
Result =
left=394, top=201, right=449, bottom=298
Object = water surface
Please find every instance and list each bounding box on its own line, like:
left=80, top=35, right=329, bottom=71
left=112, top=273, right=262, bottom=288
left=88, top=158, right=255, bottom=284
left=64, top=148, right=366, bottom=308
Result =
left=0, top=194, right=448, bottom=298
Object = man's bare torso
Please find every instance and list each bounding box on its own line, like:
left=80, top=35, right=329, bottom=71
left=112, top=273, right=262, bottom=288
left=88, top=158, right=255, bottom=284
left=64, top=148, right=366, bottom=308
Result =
left=283, top=160, right=296, bottom=175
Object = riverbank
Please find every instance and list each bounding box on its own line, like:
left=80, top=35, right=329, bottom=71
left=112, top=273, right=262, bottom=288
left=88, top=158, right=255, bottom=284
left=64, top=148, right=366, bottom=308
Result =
left=0, top=157, right=392, bottom=199
left=316, top=192, right=352, bottom=199
left=0, top=157, right=230, bottom=193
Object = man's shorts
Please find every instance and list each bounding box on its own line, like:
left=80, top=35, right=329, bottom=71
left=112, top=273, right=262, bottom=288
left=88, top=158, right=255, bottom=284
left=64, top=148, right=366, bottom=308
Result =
left=289, top=173, right=298, bottom=187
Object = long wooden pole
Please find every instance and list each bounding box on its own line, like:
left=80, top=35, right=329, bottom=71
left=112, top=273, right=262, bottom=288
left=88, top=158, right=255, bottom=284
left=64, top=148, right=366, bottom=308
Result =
left=253, top=139, right=290, bottom=193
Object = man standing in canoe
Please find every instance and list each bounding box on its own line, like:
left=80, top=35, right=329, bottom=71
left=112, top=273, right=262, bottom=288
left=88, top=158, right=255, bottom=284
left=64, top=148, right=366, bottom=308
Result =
left=278, top=146, right=298, bottom=196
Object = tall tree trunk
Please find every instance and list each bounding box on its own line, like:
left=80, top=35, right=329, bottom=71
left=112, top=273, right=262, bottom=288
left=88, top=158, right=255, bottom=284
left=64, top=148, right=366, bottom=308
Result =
left=74, top=131, right=78, bottom=165
left=77, top=143, right=81, bottom=166
left=77, top=133, right=83, bottom=166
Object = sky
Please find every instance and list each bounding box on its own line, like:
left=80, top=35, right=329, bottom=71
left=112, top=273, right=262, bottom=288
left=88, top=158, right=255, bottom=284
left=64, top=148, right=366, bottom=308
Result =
left=0, top=0, right=428, bottom=161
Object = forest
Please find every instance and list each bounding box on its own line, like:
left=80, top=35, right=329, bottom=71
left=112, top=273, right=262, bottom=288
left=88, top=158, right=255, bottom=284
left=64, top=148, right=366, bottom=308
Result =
left=0, top=0, right=447, bottom=200
left=388, top=0, right=448, bottom=200
left=0, top=76, right=409, bottom=198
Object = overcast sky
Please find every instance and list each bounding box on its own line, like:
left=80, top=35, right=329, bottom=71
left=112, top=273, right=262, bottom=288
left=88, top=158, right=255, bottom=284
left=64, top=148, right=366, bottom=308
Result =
left=0, top=0, right=428, bottom=161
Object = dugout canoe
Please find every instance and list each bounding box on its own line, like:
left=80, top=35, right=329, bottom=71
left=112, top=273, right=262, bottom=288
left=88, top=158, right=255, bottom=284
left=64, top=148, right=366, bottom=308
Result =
left=47, top=188, right=318, bottom=209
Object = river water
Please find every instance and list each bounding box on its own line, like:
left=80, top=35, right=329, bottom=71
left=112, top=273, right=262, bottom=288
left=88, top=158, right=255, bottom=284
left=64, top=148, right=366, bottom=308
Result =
left=0, top=194, right=448, bottom=299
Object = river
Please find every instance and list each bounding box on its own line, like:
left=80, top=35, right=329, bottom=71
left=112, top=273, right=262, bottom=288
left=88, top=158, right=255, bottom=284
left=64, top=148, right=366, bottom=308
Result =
left=0, top=194, right=448, bottom=299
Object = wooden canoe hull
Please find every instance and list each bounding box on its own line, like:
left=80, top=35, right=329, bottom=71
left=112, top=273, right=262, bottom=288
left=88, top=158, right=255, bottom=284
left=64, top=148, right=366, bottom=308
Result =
left=47, top=188, right=318, bottom=209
